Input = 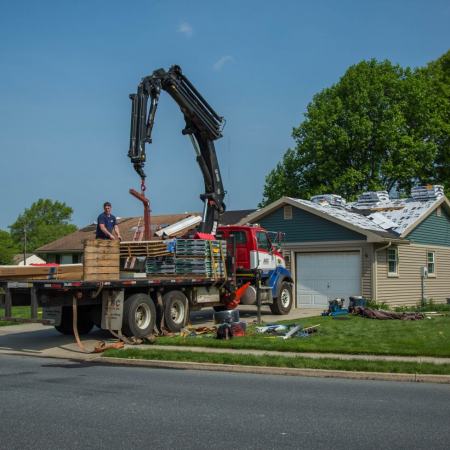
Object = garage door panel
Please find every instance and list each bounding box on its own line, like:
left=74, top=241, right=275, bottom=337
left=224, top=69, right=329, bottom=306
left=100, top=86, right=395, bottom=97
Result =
left=296, top=252, right=361, bottom=308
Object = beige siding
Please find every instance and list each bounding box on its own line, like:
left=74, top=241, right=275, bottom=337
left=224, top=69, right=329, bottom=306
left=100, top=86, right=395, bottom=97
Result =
left=360, top=244, right=373, bottom=299
left=376, top=244, right=450, bottom=306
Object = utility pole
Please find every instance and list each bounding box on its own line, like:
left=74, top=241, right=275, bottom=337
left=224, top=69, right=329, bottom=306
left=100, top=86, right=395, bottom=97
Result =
left=23, top=225, right=27, bottom=266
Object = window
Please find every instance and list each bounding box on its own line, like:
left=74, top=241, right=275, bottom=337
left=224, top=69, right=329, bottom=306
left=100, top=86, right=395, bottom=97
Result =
left=283, top=205, right=293, bottom=220
left=427, top=251, right=435, bottom=275
left=256, top=231, right=271, bottom=251
left=387, top=248, right=398, bottom=275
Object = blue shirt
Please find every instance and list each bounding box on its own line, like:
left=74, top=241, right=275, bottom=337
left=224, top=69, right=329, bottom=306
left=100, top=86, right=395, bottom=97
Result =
left=96, top=213, right=117, bottom=239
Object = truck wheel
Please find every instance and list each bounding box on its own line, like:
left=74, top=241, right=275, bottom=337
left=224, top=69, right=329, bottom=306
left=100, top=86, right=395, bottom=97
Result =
left=163, top=291, right=189, bottom=332
left=122, top=293, right=156, bottom=338
left=270, top=282, right=293, bottom=315
left=54, top=306, right=94, bottom=335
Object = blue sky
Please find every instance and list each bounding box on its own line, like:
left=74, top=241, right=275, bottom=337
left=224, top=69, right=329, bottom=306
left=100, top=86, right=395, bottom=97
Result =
left=0, top=0, right=449, bottom=229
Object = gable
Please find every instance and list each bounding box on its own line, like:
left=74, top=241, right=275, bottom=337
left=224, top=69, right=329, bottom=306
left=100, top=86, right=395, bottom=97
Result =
left=257, top=206, right=366, bottom=242
left=406, top=206, right=450, bottom=247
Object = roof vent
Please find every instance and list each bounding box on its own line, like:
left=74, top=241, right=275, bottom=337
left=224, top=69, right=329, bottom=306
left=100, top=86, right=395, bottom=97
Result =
left=355, top=191, right=390, bottom=208
left=411, top=185, right=444, bottom=201
left=310, top=194, right=346, bottom=207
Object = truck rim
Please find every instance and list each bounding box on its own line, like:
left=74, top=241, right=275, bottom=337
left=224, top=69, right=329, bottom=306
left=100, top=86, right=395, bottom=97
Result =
left=170, top=298, right=186, bottom=325
left=280, top=288, right=291, bottom=308
left=135, top=303, right=152, bottom=330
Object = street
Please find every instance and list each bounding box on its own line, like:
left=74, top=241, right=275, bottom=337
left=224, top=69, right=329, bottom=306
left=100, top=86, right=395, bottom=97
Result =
left=1, top=354, right=449, bottom=449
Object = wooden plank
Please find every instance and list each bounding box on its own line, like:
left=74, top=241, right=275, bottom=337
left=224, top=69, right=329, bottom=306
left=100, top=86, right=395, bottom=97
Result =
left=83, top=267, right=120, bottom=275
left=84, top=239, right=120, bottom=248
left=83, top=274, right=120, bottom=281
left=83, top=254, right=120, bottom=263
left=84, top=247, right=120, bottom=255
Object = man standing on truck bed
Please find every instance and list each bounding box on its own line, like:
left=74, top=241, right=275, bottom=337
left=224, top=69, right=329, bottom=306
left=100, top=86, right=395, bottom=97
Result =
left=96, top=202, right=122, bottom=240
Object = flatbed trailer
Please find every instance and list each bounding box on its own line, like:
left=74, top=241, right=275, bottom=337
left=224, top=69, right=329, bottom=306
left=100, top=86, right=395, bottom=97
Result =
left=0, top=273, right=229, bottom=338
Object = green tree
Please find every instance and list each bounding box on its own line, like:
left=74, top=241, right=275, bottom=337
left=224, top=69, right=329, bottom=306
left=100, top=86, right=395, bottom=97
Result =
left=420, top=50, right=450, bottom=193
left=261, top=53, right=450, bottom=206
left=0, top=230, right=19, bottom=265
left=9, top=199, right=77, bottom=252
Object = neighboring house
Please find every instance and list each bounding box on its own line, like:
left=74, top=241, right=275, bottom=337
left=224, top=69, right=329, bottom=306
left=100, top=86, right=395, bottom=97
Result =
left=12, top=254, right=46, bottom=266
left=238, top=186, right=450, bottom=308
left=35, top=210, right=254, bottom=264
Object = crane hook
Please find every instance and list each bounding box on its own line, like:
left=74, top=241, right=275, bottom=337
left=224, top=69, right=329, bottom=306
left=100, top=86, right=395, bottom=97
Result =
left=141, top=179, right=146, bottom=192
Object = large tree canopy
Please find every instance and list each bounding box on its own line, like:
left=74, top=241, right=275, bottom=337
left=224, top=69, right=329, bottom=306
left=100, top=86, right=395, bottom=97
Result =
left=0, top=230, right=19, bottom=265
left=9, top=199, right=77, bottom=252
left=261, top=51, right=450, bottom=206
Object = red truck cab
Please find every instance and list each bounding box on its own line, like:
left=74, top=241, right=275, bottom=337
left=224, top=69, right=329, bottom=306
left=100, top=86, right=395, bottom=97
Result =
left=216, top=225, right=286, bottom=271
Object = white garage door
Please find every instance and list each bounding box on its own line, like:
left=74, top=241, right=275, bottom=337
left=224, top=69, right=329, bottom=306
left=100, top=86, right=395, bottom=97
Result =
left=296, top=252, right=361, bottom=307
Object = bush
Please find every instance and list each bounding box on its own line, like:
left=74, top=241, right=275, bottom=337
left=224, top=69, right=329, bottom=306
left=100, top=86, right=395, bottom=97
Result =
left=366, top=299, right=390, bottom=310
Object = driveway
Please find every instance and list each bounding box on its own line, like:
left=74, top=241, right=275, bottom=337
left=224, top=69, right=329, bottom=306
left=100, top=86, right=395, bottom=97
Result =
left=0, top=306, right=322, bottom=361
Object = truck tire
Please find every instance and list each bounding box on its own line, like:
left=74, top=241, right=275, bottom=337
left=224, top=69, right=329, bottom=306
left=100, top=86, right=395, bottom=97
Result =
left=122, top=293, right=156, bottom=338
left=163, top=290, right=189, bottom=332
left=54, top=306, right=94, bottom=335
left=270, top=282, right=293, bottom=315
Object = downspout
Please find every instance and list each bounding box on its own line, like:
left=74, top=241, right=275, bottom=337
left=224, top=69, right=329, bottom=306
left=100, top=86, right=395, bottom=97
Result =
left=373, top=241, right=392, bottom=302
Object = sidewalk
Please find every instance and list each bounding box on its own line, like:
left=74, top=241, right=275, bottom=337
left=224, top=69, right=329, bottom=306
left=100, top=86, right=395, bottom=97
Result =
left=142, top=344, right=450, bottom=365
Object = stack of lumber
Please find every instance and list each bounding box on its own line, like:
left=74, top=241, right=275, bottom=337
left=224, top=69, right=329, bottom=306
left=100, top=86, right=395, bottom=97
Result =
left=120, top=240, right=173, bottom=259
left=0, top=264, right=83, bottom=281
left=83, top=239, right=120, bottom=281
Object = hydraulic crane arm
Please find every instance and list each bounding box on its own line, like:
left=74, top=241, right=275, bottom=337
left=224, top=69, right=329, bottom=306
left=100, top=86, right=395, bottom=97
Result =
left=128, top=65, right=226, bottom=234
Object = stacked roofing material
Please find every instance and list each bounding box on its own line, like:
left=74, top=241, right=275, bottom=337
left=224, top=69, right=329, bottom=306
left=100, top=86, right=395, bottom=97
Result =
left=411, top=185, right=444, bottom=201
left=354, top=191, right=390, bottom=209
left=145, top=239, right=226, bottom=278
left=310, top=194, right=346, bottom=207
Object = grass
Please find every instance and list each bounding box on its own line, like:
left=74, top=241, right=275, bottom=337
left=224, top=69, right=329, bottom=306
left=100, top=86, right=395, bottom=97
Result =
left=0, top=306, right=42, bottom=326
left=154, top=315, right=450, bottom=357
left=103, top=348, right=450, bottom=375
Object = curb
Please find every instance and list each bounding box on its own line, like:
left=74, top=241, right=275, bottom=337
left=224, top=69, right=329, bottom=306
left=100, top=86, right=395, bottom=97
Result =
left=97, top=356, right=450, bottom=384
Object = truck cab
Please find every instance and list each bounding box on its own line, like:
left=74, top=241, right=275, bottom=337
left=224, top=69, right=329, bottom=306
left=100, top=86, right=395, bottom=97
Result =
left=217, top=225, right=294, bottom=314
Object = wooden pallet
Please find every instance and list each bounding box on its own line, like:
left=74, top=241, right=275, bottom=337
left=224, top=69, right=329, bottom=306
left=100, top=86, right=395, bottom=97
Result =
left=119, top=240, right=171, bottom=258
left=83, top=240, right=120, bottom=281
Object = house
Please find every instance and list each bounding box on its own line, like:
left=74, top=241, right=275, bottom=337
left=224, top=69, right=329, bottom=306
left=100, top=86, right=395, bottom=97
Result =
left=12, top=254, right=46, bottom=266
left=238, top=186, right=450, bottom=308
left=35, top=210, right=255, bottom=264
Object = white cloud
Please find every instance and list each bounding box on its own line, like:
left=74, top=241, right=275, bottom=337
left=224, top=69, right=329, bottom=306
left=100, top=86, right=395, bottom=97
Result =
left=178, top=21, right=193, bottom=38
left=213, top=56, right=234, bottom=71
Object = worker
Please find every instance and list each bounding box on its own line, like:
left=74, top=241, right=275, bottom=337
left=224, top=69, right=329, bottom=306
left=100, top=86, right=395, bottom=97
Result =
left=96, top=202, right=122, bottom=240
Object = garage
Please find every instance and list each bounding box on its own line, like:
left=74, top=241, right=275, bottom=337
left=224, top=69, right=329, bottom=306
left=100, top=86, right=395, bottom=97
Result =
left=296, top=252, right=361, bottom=308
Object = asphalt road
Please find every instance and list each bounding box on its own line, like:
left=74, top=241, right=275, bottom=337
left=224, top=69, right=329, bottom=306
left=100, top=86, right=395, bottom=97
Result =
left=1, top=355, right=449, bottom=449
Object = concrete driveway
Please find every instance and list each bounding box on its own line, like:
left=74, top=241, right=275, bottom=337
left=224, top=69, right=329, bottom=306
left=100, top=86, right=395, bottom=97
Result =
left=0, top=306, right=322, bottom=361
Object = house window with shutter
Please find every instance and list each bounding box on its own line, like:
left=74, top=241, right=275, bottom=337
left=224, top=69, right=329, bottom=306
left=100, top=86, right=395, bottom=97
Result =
left=283, top=205, right=293, bottom=220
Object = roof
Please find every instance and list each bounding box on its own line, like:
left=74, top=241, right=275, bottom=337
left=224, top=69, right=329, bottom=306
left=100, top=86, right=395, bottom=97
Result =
left=220, top=209, right=256, bottom=225
left=35, top=209, right=254, bottom=253
left=238, top=195, right=450, bottom=243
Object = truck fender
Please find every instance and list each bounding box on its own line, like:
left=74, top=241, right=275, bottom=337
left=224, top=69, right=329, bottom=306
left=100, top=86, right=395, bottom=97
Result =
left=270, top=267, right=293, bottom=299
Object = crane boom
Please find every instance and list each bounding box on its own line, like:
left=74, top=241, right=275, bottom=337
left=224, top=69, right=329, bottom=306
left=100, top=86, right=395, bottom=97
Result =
left=128, top=65, right=226, bottom=234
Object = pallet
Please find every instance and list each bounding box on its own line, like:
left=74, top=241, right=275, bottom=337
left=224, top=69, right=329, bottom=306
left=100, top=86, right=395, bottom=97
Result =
left=83, top=240, right=120, bottom=281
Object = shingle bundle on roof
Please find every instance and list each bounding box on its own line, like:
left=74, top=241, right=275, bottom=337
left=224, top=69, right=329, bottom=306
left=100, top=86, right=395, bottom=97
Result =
left=411, top=185, right=444, bottom=201
left=310, top=194, right=346, bottom=207
left=354, top=191, right=390, bottom=208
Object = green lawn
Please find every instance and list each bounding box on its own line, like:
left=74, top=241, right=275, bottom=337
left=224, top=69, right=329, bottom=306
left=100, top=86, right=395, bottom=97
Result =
left=155, top=315, right=450, bottom=357
left=103, top=348, right=450, bottom=375
left=0, top=306, right=42, bottom=326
